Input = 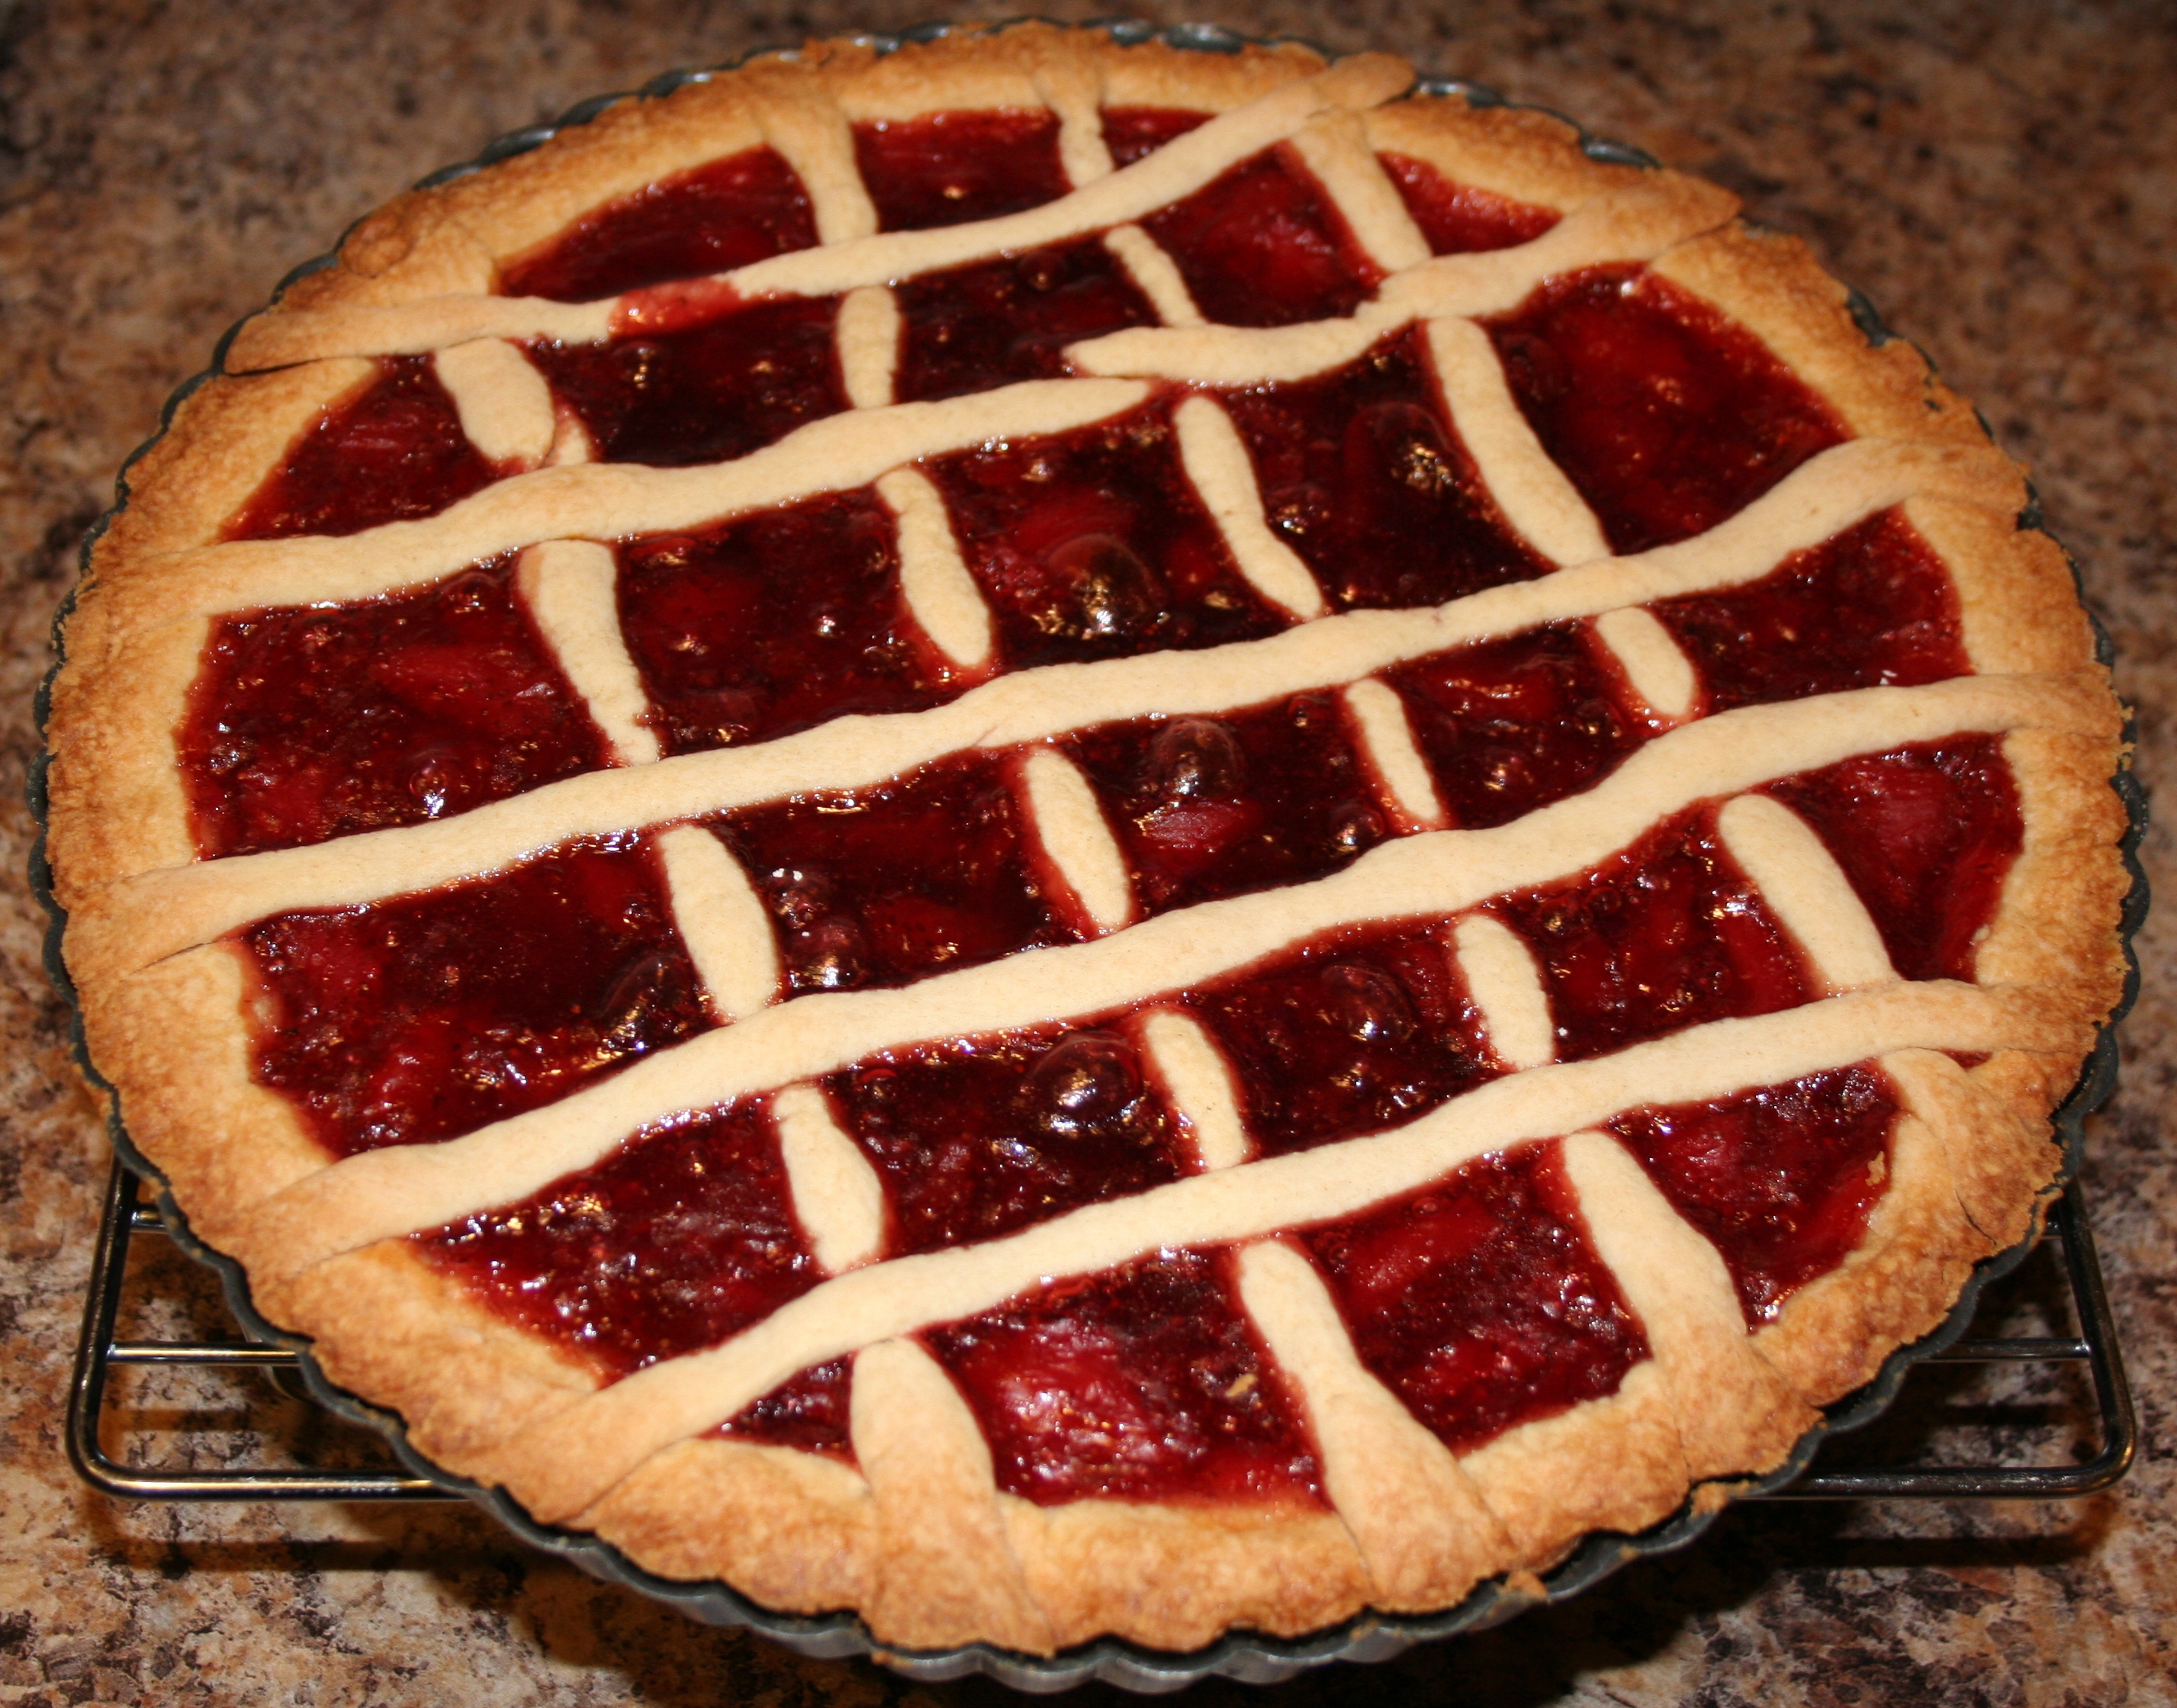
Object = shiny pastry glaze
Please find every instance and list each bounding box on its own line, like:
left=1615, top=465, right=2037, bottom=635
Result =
left=201, top=114, right=2029, bottom=1484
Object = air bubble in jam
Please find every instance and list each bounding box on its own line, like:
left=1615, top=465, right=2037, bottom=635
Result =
left=1062, top=695, right=1384, bottom=915
left=929, top=400, right=1287, bottom=670
left=1220, top=330, right=1551, bottom=610
left=1764, top=738, right=2021, bottom=983
left=854, top=110, right=1072, bottom=231
left=1385, top=624, right=1645, bottom=831
left=925, top=1250, right=1324, bottom=1506
left=1658, top=510, right=1968, bottom=711
left=1306, top=1142, right=1648, bottom=1453
left=416, top=1099, right=823, bottom=1375
left=616, top=490, right=960, bottom=755
left=500, top=145, right=818, bottom=302
left=825, top=1024, right=1185, bottom=1255
left=527, top=295, right=847, bottom=466
left=895, top=239, right=1158, bottom=401
left=1378, top=154, right=1562, bottom=255
left=181, top=559, right=609, bottom=858
left=713, top=752, right=1079, bottom=995
left=224, top=357, right=497, bottom=542
left=247, top=837, right=710, bottom=1157
left=1487, top=264, right=1846, bottom=555
left=1611, top=1064, right=1901, bottom=1324
left=1182, top=920, right=1497, bottom=1158
left=1495, top=806, right=1813, bottom=1062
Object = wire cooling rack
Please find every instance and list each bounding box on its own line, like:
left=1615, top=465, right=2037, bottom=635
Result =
left=69, top=1155, right=2134, bottom=1505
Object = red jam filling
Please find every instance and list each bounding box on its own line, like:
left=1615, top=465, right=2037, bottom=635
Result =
left=925, top=1250, right=1323, bottom=1507
left=417, top=1099, right=818, bottom=1372
left=1101, top=107, right=1210, bottom=168
left=1488, top=265, right=1847, bottom=555
left=894, top=239, right=1156, bottom=401
left=1378, top=153, right=1562, bottom=254
left=1305, top=1142, right=1648, bottom=1453
left=1611, top=1063, right=1900, bottom=1324
left=526, top=295, right=847, bottom=466
left=719, top=1360, right=854, bottom=1458
left=1060, top=696, right=1385, bottom=915
left=928, top=398, right=1288, bottom=669
left=246, top=836, right=710, bottom=1157
left=853, top=111, right=1070, bottom=230
left=1658, top=510, right=1968, bottom=712
left=713, top=753, right=1079, bottom=996
left=823, top=1024, right=1185, bottom=1254
left=1221, top=330, right=1551, bottom=610
left=181, top=561, right=609, bottom=858
left=616, top=490, right=959, bottom=755
left=1764, top=738, right=2022, bottom=983
left=1182, top=920, right=1498, bottom=1158
left=1385, top=624, right=1646, bottom=831
left=501, top=145, right=818, bottom=302
left=1142, top=143, right=1381, bottom=326
left=225, top=357, right=497, bottom=541
left=1494, top=806, right=1814, bottom=1062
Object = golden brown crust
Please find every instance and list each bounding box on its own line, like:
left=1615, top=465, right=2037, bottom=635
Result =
left=41, top=21, right=2134, bottom=1661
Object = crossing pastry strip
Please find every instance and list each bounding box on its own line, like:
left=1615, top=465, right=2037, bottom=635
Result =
left=1595, top=607, right=1698, bottom=723
left=109, top=439, right=2024, bottom=958
left=654, top=825, right=780, bottom=1021
left=879, top=468, right=993, bottom=671
left=772, top=1082, right=886, bottom=1273
left=487, top=979, right=2069, bottom=1524
left=514, top=540, right=661, bottom=765
left=1020, top=748, right=1137, bottom=934
left=1452, top=914, right=1555, bottom=1071
left=837, top=285, right=902, bottom=410
left=226, top=672, right=2099, bottom=1275
left=1285, top=113, right=1433, bottom=273
left=1716, top=794, right=1899, bottom=994
left=1341, top=678, right=1445, bottom=830
left=1171, top=395, right=1326, bottom=619
left=1103, top=225, right=1204, bottom=325
left=432, top=339, right=557, bottom=469
left=1140, top=1008, right=1250, bottom=1173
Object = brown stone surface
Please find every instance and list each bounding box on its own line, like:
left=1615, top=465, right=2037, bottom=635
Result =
left=2, top=1, right=2173, bottom=1702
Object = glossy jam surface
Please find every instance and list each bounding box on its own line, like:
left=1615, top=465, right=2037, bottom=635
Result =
left=717, top=1360, right=854, bottom=1457
left=249, top=838, right=709, bottom=1156
left=927, top=1250, right=1323, bottom=1506
left=931, top=400, right=1288, bottom=670
left=1496, top=807, right=1813, bottom=1062
left=182, top=561, right=608, bottom=858
left=618, top=491, right=958, bottom=754
left=503, top=145, right=818, bottom=301
left=1659, top=510, right=1968, bottom=712
left=1386, top=624, right=1646, bottom=831
left=226, top=358, right=497, bottom=541
left=825, top=1024, right=1183, bottom=1254
left=1613, top=1064, right=1899, bottom=1323
left=1307, top=1143, right=1648, bottom=1453
left=1222, top=330, right=1549, bottom=610
left=1143, top=143, right=1379, bottom=326
left=1101, top=107, right=1209, bottom=168
left=895, top=240, right=1156, bottom=401
left=854, top=111, right=1070, bottom=230
left=1379, top=153, right=1561, bottom=255
left=1185, top=921, right=1497, bottom=1157
left=421, top=1100, right=818, bottom=1373
left=1063, top=696, right=1384, bottom=915
left=1489, top=265, right=1846, bottom=554
left=1766, top=738, right=2022, bottom=983
left=715, top=754, right=1079, bottom=996
left=529, top=295, right=846, bottom=466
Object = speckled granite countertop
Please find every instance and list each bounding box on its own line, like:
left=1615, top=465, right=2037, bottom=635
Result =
left=2, top=2, right=2172, bottom=1702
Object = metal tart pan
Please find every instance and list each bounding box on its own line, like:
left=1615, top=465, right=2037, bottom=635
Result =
left=27, top=18, right=2151, bottom=1693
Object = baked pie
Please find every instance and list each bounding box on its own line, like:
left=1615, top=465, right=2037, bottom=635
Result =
left=43, top=24, right=2130, bottom=1657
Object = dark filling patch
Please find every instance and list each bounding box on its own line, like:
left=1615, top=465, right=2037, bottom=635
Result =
left=1060, top=695, right=1384, bottom=915
left=929, top=398, right=1288, bottom=671
left=894, top=238, right=1156, bottom=401
left=1222, top=330, right=1551, bottom=610
left=1378, top=153, right=1562, bottom=254
left=1182, top=919, right=1499, bottom=1157
left=182, top=560, right=607, bottom=857
left=617, top=488, right=959, bottom=755
left=1494, top=806, right=1814, bottom=1062
left=926, top=1250, right=1324, bottom=1506
left=1384, top=623, right=1646, bottom=831
left=1101, top=107, right=1211, bottom=169
left=854, top=110, right=1071, bottom=231
left=1141, top=143, right=1380, bottom=326
left=1305, top=1142, right=1649, bottom=1453
left=501, top=144, right=818, bottom=302
left=225, top=357, right=497, bottom=541
left=824, top=1023, right=1185, bottom=1254
left=1764, top=737, right=2023, bottom=983
left=246, top=836, right=709, bottom=1156
left=712, top=752, right=1079, bottom=996
left=1488, top=264, right=1847, bottom=555
left=1610, top=1063, right=1901, bottom=1324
